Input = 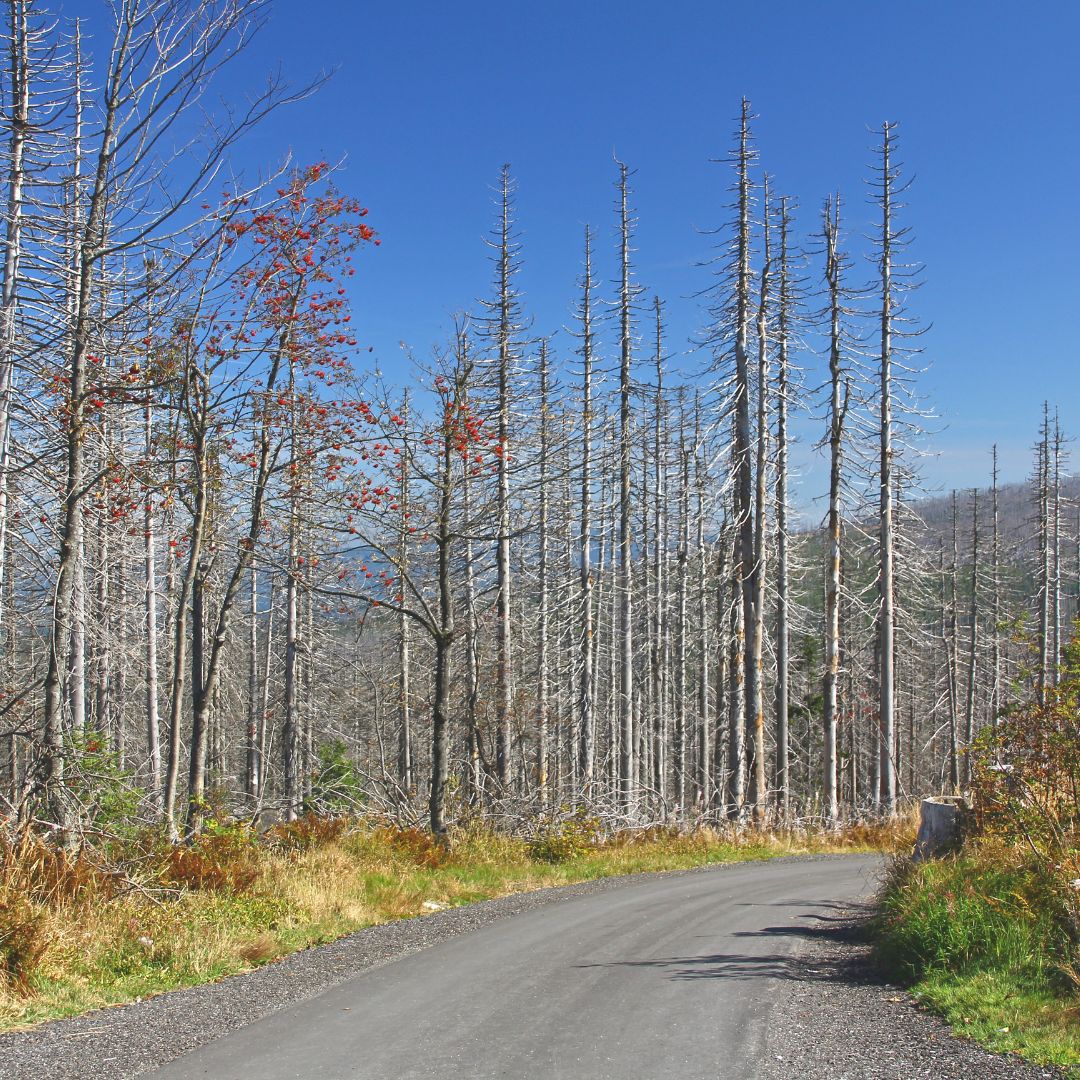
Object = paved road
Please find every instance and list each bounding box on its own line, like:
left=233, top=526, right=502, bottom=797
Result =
left=146, top=855, right=881, bottom=1080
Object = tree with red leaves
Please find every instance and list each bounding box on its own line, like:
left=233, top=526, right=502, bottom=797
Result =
left=155, top=163, right=377, bottom=836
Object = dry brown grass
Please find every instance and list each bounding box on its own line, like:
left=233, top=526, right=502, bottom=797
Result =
left=237, top=933, right=278, bottom=965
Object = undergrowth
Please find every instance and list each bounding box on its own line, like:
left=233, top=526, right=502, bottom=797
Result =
left=0, top=813, right=903, bottom=1030
left=872, top=626, right=1080, bottom=1074
left=875, top=852, right=1080, bottom=1073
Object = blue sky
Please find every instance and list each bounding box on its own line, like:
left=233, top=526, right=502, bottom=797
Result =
left=80, top=0, right=1078, bottom=499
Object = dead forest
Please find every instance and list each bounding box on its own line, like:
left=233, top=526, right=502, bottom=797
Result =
left=0, top=0, right=1073, bottom=843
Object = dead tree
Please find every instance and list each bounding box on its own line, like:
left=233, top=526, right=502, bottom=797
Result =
left=773, top=195, right=795, bottom=818
left=536, top=340, right=551, bottom=804
left=478, top=165, right=525, bottom=791
left=614, top=159, right=642, bottom=815
left=962, top=489, right=979, bottom=786
left=576, top=228, right=597, bottom=791
left=822, top=195, right=850, bottom=826
left=873, top=123, right=898, bottom=815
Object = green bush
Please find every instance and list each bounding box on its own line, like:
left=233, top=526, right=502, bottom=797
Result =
left=529, top=817, right=601, bottom=864
left=67, top=731, right=142, bottom=836
left=971, top=626, right=1080, bottom=939
left=306, top=740, right=364, bottom=815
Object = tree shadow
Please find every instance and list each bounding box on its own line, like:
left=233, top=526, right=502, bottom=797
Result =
left=574, top=901, right=883, bottom=986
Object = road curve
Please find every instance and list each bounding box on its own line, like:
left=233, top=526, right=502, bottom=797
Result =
left=145, top=854, right=881, bottom=1080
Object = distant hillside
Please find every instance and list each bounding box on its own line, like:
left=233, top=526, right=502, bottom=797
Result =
left=912, top=475, right=1080, bottom=550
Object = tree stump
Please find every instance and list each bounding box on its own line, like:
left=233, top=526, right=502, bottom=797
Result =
left=912, top=796, right=967, bottom=861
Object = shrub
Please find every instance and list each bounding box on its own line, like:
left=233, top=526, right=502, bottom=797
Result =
left=265, top=813, right=348, bottom=852
left=238, top=932, right=278, bottom=965
left=160, top=822, right=259, bottom=893
left=378, top=825, right=449, bottom=868
left=0, top=828, right=114, bottom=907
left=529, top=817, right=601, bottom=864
left=971, top=626, right=1080, bottom=941
left=67, top=731, right=143, bottom=836
left=360, top=825, right=451, bottom=868
left=306, top=741, right=364, bottom=815
left=0, top=892, right=50, bottom=993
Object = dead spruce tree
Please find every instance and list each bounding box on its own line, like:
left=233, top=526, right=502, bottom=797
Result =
left=477, top=165, right=526, bottom=792
left=701, top=99, right=759, bottom=821
left=575, top=226, right=598, bottom=792
left=868, top=121, right=927, bottom=816
left=614, top=158, right=643, bottom=815
left=821, top=195, right=852, bottom=826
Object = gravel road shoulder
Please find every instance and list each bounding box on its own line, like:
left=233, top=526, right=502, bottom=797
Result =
left=760, top=900, right=1070, bottom=1080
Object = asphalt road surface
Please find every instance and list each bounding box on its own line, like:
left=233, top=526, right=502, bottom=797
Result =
left=146, top=854, right=881, bottom=1080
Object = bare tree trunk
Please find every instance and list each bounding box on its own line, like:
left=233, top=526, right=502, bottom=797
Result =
left=187, top=553, right=209, bottom=823
left=1051, top=411, right=1062, bottom=686
left=748, top=178, right=771, bottom=822
left=822, top=196, right=849, bottom=827
left=163, top=472, right=204, bottom=836
left=990, top=446, right=1001, bottom=729
left=615, top=160, right=637, bottom=816
left=398, top=392, right=413, bottom=795
left=429, top=364, right=465, bottom=840
left=963, top=489, right=979, bottom=787
left=246, top=564, right=260, bottom=804
left=302, top=555, right=315, bottom=807
left=462, top=456, right=482, bottom=802
left=726, top=102, right=758, bottom=826
left=694, top=396, right=711, bottom=810
left=0, top=0, right=29, bottom=629
left=650, top=297, right=668, bottom=811
left=40, top=19, right=117, bottom=836
left=555, top=418, right=574, bottom=802
left=257, top=580, right=275, bottom=804
left=2, top=539, right=15, bottom=806
left=876, top=123, right=898, bottom=816
left=602, top=437, right=619, bottom=790
left=45, top=0, right=267, bottom=838
left=66, top=45, right=87, bottom=742
left=671, top=399, right=688, bottom=814
left=1037, top=403, right=1050, bottom=704
left=141, top=340, right=163, bottom=817
left=946, top=500, right=961, bottom=792
left=282, top=521, right=300, bottom=820
left=69, top=524, right=87, bottom=735
left=712, top=527, right=730, bottom=814
left=774, top=196, right=792, bottom=820
left=492, top=166, right=518, bottom=791
left=536, top=341, right=551, bottom=805
left=92, top=437, right=111, bottom=733
left=727, top=541, right=746, bottom=819
left=577, top=229, right=596, bottom=792
left=112, top=485, right=128, bottom=767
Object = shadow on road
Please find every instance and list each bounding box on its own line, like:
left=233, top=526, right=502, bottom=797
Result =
left=574, top=901, right=885, bottom=986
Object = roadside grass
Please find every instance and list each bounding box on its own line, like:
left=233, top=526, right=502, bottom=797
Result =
left=874, top=851, right=1080, bottom=1075
left=0, top=815, right=904, bottom=1031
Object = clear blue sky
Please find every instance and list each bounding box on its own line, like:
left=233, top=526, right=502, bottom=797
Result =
left=84, top=0, right=1079, bottom=497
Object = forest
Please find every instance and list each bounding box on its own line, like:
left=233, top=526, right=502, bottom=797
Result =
left=0, top=0, right=1073, bottom=849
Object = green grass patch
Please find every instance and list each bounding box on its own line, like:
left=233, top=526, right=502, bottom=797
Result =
left=874, top=855, right=1080, bottom=1074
